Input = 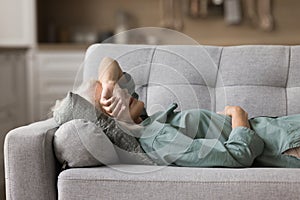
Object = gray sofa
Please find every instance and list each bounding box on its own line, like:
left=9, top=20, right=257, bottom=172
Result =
left=4, top=44, right=300, bottom=200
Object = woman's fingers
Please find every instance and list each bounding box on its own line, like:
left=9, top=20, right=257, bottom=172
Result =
left=100, top=96, right=116, bottom=106
left=217, top=106, right=246, bottom=117
left=100, top=85, right=132, bottom=122
left=111, top=99, right=123, bottom=117
left=102, top=97, right=119, bottom=114
left=102, top=96, right=128, bottom=119
left=217, top=111, right=225, bottom=115
left=117, top=105, right=133, bottom=123
left=110, top=97, right=132, bottom=122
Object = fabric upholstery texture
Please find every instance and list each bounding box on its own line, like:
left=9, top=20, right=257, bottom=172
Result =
left=57, top=165, right=300, bottom=200
left=5, top=44, right=300, bottom=200
left=95, top=112, right=155, bottom=165
left=53, top=92, right=100, bottom=125
left=54, top=119, right=119, bottom=167
left=4, top=118, right=58, bottom=200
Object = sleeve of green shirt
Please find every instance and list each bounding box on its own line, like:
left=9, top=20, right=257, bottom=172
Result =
left=151, top=125, right=264, bottom=167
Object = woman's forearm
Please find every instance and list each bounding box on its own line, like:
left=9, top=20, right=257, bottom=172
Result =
left=231, top=112, right=250, bottom=129
left=98, top=57, right=123, bottom=84
left=97, top=57, right=124, bottom=112
left=218, top=106, right=250, bottom=129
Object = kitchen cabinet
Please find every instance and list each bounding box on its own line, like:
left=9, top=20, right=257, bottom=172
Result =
left=0, top=50, right=27, bottom=200
left=31, top=49, right=85, bottom=121
left=0, top=0, right=35, bottom=47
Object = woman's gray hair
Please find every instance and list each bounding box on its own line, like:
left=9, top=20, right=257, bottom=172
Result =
left=51, top=79, right=98, bottom=113
left=73, top=79, right=99, bottom=105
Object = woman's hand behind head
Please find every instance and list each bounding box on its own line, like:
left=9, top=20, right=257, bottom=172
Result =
left=99, top=84, right=144, bottom=124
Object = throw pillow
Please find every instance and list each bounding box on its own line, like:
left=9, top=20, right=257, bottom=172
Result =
left=53, top=119, right=119, bottom=168
left=53, top=92, right=101, bottom=125
left=53, top=91, right=155, bottom=165
left=97, top=114, right=155, bottom=165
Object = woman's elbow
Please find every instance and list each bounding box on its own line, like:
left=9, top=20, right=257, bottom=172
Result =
left=225, top=142, right=259, bottom=167
left=231, top=148, right=257, bottom=167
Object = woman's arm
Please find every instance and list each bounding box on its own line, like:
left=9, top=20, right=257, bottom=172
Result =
left=98, top=57, right=123, bottom=84
left=140, top=121, right=264, bottom=167
left=97, top=57, right=123, bottom=110
left=97, top=57, right=136, bottom=122
left=218, top=106, right=250, bottom=129
left=98, top=57, right=123, bottom=99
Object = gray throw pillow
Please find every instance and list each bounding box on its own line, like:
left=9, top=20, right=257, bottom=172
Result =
left=53, top=92, right=101, bottom=125
left=53, top=91, right=155, bottom=165
left=54, top=119, right=119, bottom=168
left=96, top=114, right=155, bottom=165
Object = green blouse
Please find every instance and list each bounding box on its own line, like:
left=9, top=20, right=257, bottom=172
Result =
left=139, top=103, right=300, bottom=168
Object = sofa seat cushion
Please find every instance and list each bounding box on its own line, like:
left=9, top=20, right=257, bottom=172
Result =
left=58, top=165, right=300, bottom=200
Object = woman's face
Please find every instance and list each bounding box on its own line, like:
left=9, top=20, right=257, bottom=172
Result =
left=94, top=81, right=144, bottom=123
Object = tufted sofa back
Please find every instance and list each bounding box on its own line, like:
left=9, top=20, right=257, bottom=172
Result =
left=84, top=44, right=300, bottom=118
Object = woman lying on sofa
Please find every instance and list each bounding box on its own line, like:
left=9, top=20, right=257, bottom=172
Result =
left=53, top=57, right=300, bottom=168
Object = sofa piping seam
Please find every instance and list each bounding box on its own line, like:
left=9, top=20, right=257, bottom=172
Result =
left=285, top=46, right=291, bottom=115
left=57, top=178, right=300, bottom=185
left=42, top=130, right=53, bottom=200
left=146, top=83, right=300, bottom=89
left=285, top=46, right=291, bottom=88
left=215, top=85, right=295, bottom=89
left=7, top=133, right=12, bottom=200
left=145, top=46, right=157, bottom=108
left=214, top=46, right=223, bottom=112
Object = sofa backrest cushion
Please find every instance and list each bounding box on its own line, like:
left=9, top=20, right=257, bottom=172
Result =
left=84, top=44, right=300, bottom=118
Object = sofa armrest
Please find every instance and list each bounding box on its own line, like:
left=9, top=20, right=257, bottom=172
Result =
left=4, top=118, right=59, bottom=200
